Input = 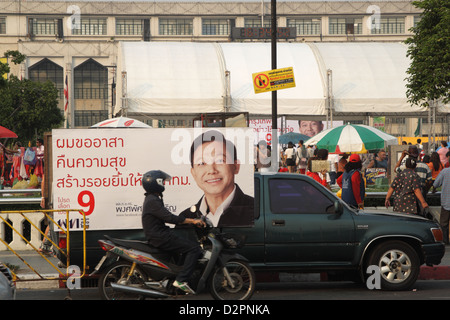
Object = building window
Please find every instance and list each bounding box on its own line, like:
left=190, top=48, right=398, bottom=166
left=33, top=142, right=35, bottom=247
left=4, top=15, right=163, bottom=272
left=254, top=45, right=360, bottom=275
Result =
left=388, top=118, right=406, bottom=124
left=202, top=19, right=229, bottom=35
left=157, top=119, right=193, bottom=128
left=413, top=16, right=421, bottom=29
left=75, top=110, right=108, bottom=127
left=74, top=58, right=108, bottom=99
left=244, top=17, right=271, bottom=28
left=116, top=18, right=143, bottom=35
left=72, top=18, right=107, bottom=35
left=0, top=17, right=6, bottom=34
left=287, top=18, right=321, bottom=35
left=159, top=18, right=193, bottom=35
left=29, top=18, right=57, bottom=35
left=28, top=58, right=64, bottom=99
left=371, top=17, right=405, bottom=34
left=329, top=18, right=362, bottom=35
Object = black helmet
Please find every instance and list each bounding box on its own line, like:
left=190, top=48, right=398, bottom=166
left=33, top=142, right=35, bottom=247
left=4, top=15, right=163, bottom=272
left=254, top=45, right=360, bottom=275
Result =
left=142, top=170, right=171, bottom=194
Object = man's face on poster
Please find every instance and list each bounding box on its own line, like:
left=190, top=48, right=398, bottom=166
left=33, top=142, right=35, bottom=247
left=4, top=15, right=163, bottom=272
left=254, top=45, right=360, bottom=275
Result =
left=190, top=140, right=240, bottom=198
left=299, top=120, right=324, bottom=137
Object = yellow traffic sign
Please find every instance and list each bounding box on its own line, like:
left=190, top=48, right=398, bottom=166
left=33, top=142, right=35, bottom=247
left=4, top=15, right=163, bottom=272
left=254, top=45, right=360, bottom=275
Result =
left=252, top=67, right=295, bottom=94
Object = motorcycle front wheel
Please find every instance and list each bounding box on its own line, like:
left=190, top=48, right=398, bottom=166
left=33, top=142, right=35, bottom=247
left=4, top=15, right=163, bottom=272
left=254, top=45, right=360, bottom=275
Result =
left=208, top=260, right=255, bottom=300
left=98, top=261, right=148, bottom=300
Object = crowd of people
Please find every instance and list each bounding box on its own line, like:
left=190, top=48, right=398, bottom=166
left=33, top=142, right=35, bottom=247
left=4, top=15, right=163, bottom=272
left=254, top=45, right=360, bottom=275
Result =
left=0, top=138, right=44, bottom=189
left=255, top=138, right=450, bottom=245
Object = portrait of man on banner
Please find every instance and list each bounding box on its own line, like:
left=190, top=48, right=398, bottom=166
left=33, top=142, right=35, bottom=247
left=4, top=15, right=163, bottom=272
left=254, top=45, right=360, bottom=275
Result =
left=179, top=130, right=254, bottom=227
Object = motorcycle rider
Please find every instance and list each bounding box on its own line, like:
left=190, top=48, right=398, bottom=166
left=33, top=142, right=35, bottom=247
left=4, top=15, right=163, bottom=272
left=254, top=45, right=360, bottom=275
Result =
left=141, top=170, right=205, bottom=294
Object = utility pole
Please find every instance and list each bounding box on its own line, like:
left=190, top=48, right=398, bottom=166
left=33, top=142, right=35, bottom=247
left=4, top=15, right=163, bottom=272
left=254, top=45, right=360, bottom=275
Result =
left=270, top=0, right=278, bottom=172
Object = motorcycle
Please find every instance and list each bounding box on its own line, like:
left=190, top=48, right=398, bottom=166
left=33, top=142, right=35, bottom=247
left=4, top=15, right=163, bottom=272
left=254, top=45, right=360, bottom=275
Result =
left=92, top=217, right=256, bottom=300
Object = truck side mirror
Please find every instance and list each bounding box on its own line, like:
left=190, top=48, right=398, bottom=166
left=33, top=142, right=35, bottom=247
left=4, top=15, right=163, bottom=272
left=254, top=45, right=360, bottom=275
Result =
left=334, top=201, right=344, bottom=215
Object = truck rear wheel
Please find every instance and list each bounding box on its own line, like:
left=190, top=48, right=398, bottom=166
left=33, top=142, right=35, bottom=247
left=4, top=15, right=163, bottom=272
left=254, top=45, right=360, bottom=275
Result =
left=367, top=241, right=420, bottom=291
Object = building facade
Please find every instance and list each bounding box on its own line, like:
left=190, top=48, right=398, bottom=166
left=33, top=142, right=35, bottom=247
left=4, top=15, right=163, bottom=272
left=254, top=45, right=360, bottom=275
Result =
left=0, top=0, right=447, bottom=137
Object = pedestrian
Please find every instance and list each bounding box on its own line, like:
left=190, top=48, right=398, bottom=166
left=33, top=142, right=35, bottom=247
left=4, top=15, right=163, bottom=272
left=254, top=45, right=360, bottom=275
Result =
left=38, top=174, right=57, bottom=256
left=385, top=157, right=429, bottom=215
left=306, top=157, right=329, bottom=188
left=279, top=147, right=286, bottom=169
left=367, top=150, right=388, bottom=169
left=395, top=145, right=432, bottom=205
left=337, top=153, right=349, bottom=179
left=446, top=151, right=450, bottom=168
left=433, top=163, right=450, bottom=244
left=336, top=154, right=365, bottom=209
left=10, top=141, right=25, bottom=182
left=416, top=139, right=423, bottom=152
left=295, top=140, right=307, bottom=174
left=284, top=142, right=296, bottom=173
left=437, top=141, right=449, bottom=167
left=306, top=145, right=315, bottom=159
left=428, top=152, right=444, bottom=193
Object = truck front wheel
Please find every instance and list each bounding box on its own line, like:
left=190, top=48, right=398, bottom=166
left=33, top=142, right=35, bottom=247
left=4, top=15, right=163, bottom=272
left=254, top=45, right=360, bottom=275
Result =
left=367, top=241, right=420, bottom=291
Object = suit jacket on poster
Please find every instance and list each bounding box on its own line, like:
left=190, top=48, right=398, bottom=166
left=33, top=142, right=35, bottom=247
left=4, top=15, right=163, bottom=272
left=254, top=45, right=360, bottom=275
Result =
left=180, top=184, right=254, bottom=227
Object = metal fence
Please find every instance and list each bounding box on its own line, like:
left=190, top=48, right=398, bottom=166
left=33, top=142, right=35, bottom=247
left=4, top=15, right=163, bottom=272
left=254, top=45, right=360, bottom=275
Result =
left=0, top=207, right=86, bottom=286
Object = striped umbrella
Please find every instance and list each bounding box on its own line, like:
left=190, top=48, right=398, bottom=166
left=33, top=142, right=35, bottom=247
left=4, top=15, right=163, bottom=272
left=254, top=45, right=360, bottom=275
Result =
left=304, top=124, right=398, bottom=153
left=91, top=116, right=151, bottom=128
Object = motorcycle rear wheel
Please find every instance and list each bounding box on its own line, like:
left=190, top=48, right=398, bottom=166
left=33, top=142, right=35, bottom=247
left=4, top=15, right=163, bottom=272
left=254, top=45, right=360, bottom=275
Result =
left=208, top=260, right=255, bottom=300
left=99, top=261, right=148, bottom=300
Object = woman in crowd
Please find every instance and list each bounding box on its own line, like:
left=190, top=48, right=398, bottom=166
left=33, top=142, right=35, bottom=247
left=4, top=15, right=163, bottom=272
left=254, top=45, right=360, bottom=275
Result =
left=437, top=141, right=449, bottom=167
left=385, top=157, right=429, bottom=215
left=428, top=152, right=444, bottom=193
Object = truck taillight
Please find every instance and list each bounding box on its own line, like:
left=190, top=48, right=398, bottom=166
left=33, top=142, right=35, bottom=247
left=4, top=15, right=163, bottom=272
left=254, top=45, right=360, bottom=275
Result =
left=431, top=228, right=443, bottom=242
left=58, top=232, right=67, bottom=249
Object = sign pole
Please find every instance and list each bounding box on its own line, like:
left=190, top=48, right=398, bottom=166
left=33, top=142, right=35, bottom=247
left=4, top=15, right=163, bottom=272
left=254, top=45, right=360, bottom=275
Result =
left=271, top=0, right=278, bottom=172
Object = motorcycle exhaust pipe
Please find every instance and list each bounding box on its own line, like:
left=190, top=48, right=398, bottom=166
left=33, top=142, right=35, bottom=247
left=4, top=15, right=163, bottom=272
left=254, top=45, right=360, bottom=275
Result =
left=110, top=283, right=169, bottom=299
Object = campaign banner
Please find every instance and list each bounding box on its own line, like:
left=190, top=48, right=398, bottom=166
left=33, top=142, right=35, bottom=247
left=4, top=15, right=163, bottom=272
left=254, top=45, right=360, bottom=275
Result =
left=52, top=128, right=255, bottom=230
left=365, top=168, right=387, bottom=184
left=249, top=119, right=344, bottom=145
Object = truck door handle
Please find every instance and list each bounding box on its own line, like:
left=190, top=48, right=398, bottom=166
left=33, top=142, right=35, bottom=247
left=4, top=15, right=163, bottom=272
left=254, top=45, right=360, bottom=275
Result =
left=272, top=220, right=285, bottom=226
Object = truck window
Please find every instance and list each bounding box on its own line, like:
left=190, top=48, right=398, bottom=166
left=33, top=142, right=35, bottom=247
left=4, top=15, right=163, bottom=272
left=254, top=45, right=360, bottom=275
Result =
left=268, top=179, right=334, bottom=214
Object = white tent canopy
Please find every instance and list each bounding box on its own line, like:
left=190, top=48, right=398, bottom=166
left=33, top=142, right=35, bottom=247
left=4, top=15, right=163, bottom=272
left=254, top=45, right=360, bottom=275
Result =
left=115, top=41, right=441, bottom=117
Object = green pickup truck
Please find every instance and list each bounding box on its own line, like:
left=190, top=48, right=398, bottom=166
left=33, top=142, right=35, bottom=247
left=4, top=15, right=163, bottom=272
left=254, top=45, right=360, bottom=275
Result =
left=64, top=172, right=445, bottom=291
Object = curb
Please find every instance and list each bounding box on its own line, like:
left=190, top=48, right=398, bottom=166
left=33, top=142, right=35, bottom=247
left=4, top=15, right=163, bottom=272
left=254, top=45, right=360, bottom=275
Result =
left=418, top=266, right=450, bottom=280
left=15, top=274, right=61, bottom=289
left=256, top=265, right=450, bottom=284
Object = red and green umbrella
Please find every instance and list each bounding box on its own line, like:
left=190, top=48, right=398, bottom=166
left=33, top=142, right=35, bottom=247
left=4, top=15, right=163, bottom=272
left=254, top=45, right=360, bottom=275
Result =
left=304, top=124, right=398, bottom=153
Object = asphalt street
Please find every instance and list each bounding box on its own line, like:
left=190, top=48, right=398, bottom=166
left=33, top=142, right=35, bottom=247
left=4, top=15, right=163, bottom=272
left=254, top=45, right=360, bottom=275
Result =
left=1, top=246, right=449, bottom=291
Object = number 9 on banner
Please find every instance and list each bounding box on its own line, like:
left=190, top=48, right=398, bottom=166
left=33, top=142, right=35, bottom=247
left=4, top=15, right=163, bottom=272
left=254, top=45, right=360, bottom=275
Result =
left=78, top=190, right=95, bottom=216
